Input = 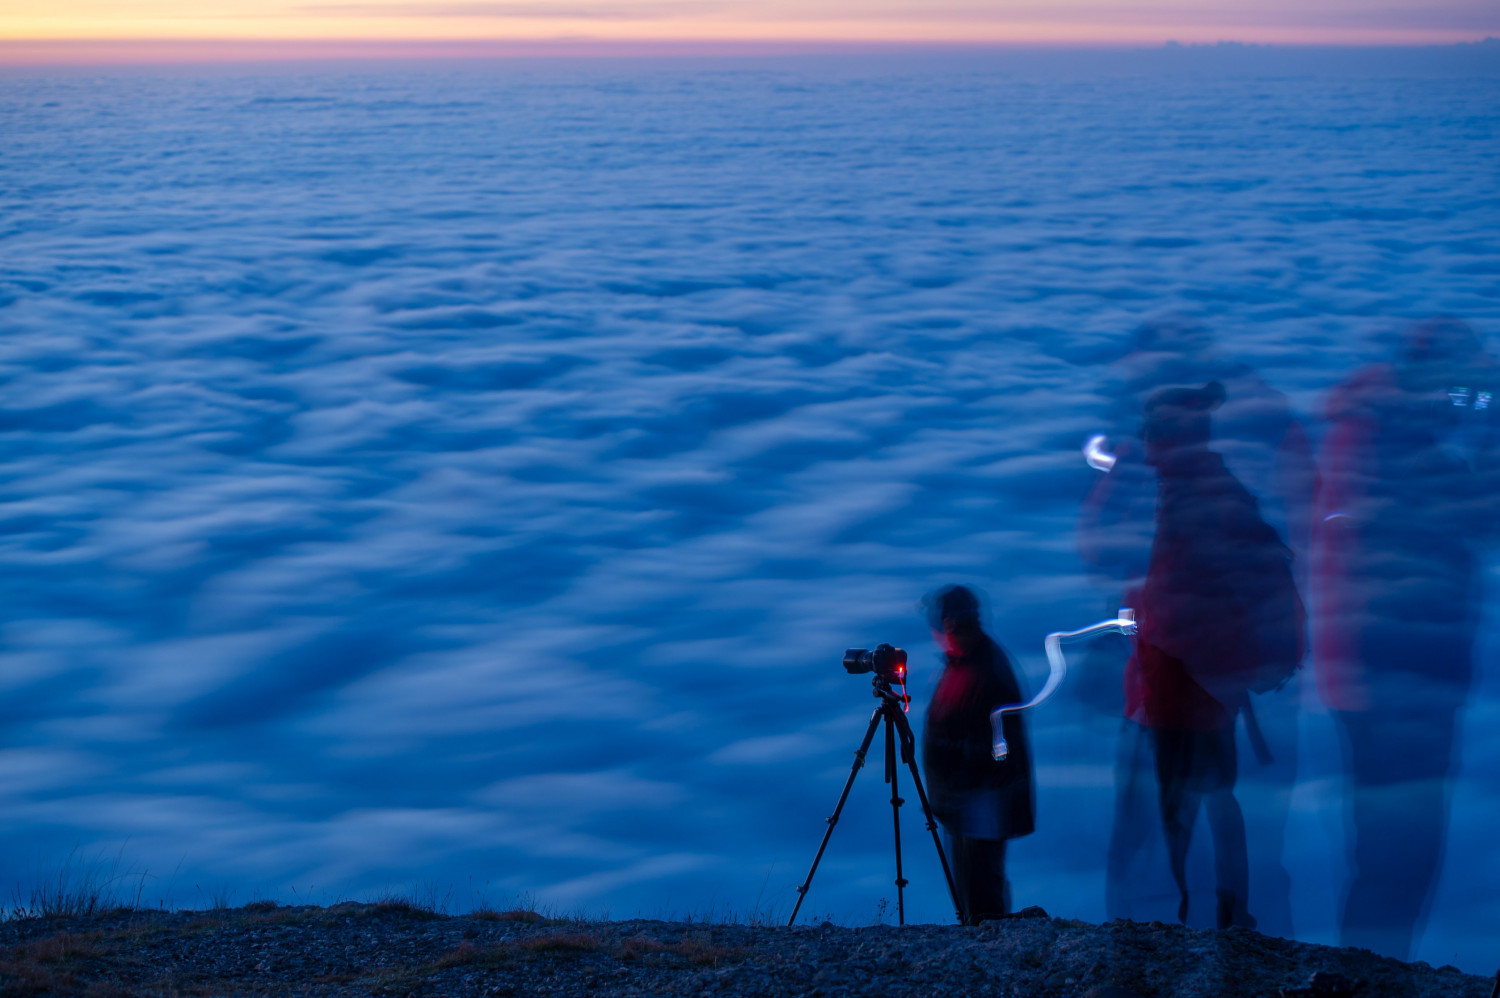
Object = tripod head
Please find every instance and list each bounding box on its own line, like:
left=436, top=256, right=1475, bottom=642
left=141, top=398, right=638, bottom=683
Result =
left=845, top=643, right=910, bottom=712
left=871, top=675, right=911, bottom=712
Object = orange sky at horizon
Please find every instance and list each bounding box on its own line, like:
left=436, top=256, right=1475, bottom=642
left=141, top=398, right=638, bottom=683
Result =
left=1, top=0, right=1495, bottom=57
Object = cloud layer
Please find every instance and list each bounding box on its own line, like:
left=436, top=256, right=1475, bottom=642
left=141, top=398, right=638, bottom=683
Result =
left=0, top=50, right=1497, bottom=969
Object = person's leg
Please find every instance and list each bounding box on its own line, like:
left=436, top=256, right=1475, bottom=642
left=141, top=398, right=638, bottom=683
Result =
left=1206, top=788, right=1253, bottom=929
left=944, top=828, right=976, bottom=926
left=966, top=838, right=1009, bottom=922
left=1106, top=719, right=1159, bottom=920
left=1153, top=728, right=1203, bottom=924
left=1198, top=723, right=1253, bottom=930
left=1336, top=703, right=1458, bottom=960
left=1236, top=680, right=1298, bottom=937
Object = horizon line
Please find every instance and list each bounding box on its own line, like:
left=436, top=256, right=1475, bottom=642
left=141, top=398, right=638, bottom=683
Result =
left=3, top=35, right=1498, bottom=66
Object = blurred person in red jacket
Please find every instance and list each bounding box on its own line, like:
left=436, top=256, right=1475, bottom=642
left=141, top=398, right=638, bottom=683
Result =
left=1081, top=319, right=1313, bottom=935
left=1130, top=381, right=1304, bottom=930
left=1314, top=318, right=1500, bottom=960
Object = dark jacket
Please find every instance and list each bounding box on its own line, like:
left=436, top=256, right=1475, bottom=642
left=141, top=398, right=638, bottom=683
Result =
left=922, top=630, right=1035, bottom=841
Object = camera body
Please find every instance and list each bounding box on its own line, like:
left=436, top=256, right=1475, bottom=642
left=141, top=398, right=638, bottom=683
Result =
left=843, top=644, right=907, bottom=684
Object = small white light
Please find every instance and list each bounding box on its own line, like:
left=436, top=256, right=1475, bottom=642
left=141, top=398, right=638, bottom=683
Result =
left=1083, top=434, right=1117, bottom=473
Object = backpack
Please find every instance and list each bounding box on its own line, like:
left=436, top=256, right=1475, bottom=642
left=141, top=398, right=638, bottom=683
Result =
left=1143, top=451, right=1306, bottom=704
left=1237, top=532, right=1306, bottom=694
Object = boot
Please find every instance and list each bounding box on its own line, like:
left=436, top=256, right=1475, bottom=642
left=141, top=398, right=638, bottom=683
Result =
left=1216, top=889, right=1257, bottom=931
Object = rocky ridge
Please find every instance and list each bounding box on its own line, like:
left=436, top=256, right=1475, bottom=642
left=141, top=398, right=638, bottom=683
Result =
left=0, top=902, right=1494, bottom=998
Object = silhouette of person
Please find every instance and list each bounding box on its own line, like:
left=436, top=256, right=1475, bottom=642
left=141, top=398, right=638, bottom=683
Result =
left=1130, top=381, right=1305, bottom=930
left=1081, top=318, right=1313, bottom=934
left=921, top=585, right=1035, bottom=924
left=1314, top=318, right=1500, bottom=960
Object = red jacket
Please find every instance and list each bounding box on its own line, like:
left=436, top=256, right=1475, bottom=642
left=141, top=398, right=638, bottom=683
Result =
left=1127, top=448, right=1293, bottom=730
left=1313, top=364, right=1496, bottom=710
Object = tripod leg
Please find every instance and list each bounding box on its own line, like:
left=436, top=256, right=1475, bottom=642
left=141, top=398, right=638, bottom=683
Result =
left=884, top=710, right=909, bottom=925
left=787, top=705, right=884, bottom=926
left=891, top=707, right=966, bottom=925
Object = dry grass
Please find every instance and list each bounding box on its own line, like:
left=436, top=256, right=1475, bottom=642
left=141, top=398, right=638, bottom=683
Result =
left=429, top=930, right=605, bottom=973
left=614, top=931, right=743, bottom=968
left=431, top=941, right=503, bottom=969
left=22, top=931, right=106, bottom=964
left=369, top=897, right=445, bottom=921
left=522, top=931, right=604, bottom=955
left=430, top=928, right=742, bottom=976
left=467, top=907, right=552, bottom=924
left=0, top=931, right=112, bottom=997
left=7, top=848, right=147, bottom=921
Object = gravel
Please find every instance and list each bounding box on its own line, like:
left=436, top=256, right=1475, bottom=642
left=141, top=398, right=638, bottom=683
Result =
left=0, top=902, right=1492, bottom=997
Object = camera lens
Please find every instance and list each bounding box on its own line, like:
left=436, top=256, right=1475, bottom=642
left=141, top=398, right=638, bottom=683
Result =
left=843, top=649, right=873, bottom=674
left=843, top=645, right=906, bottom=681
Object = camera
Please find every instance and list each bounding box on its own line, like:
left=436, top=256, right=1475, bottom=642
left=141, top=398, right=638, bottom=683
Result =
left=843, top=644, right=907, bottom=683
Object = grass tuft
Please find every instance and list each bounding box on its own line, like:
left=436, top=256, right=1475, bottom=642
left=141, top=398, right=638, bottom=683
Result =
left=371, top=896, right=446, bottom=921
left=432, top=941, right=485, bottom=969
left=7, top=848, right=147, bottom=920
left=426, top=931, right=603, bottom=972
left=523, top=931, right=603, bottom=954
left=482, top=908, right=552, bottom=923
left=0, top=931, right=110, bottom=997
left=614, top=932, right=742, bottom=967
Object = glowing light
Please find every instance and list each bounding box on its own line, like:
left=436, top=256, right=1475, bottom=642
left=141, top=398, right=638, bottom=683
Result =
left=1084, top=434, right=1118, bottom=473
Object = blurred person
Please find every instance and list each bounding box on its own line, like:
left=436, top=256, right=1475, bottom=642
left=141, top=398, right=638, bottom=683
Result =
left=922, top=585, right=1035, bottom=924
left=1131, top=382, right=1305, bottom=930
left=1083, top=318, right=1316, bottom=583
left=1080, top=318, right=1314, bottom=934
left=1314, top=318, right=1500, bottom=960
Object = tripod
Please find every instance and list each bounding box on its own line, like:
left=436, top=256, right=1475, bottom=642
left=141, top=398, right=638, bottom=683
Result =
left=788, top=678, right=963, bottom=926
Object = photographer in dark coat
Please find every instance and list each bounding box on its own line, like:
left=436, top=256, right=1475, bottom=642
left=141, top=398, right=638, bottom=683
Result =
left=922, top=585, right=1035, bottom=924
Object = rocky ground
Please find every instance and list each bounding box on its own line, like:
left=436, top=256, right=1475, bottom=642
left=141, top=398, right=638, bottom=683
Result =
left=0, top=902, right=1494, bottom=998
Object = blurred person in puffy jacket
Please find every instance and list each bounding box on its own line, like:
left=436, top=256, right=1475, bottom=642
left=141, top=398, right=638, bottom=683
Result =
left=1314, top=317, right=1500, bottom=960
left=1081, top=318, right=1313, bottom=935
left=1130, top=381, right=1304, bottom=931
left=922, top=585, right=1035, bottom=925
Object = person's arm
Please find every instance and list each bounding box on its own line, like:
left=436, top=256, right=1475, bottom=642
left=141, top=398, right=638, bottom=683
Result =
left=1274, top=418, right=1318, bottom=587
left=1312, top=379, right=1380, bottom=712
left=1079, top=438, right=1156, bottom=579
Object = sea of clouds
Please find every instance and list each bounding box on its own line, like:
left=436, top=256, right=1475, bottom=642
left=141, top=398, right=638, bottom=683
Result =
left=1, top=47, right=1497, bottom=970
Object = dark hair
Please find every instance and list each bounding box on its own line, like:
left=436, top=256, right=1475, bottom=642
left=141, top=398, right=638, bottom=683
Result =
left=924, top=584, right=981, bottom=633
left=1142, top=380, right=1225, bottom=450
left=1402, top=317, right=1483, bottom=368
left=1129, top=316, right=1212, bottom=356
